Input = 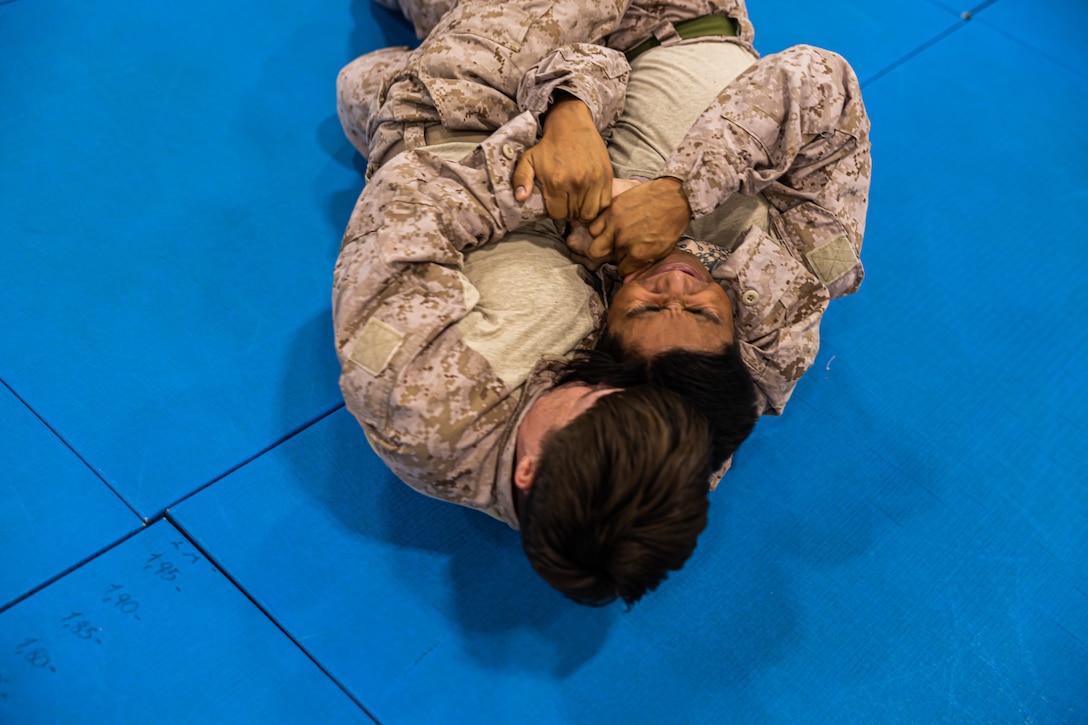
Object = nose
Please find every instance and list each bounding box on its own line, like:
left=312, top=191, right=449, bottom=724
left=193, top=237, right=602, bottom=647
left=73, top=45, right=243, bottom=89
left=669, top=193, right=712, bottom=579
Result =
left=645, top=269, right=699, bottom=295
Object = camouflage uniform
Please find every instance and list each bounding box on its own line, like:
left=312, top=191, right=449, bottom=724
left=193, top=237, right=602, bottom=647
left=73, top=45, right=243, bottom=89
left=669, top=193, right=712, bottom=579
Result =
left=338, top=34, right=871, bottom=417
left=333, top=0, right=753, bottom=527
left=661, top=44, right=870, bottom=416
left=339, top=0, right=755, bottom=167
left=333, top=50, right=628, bottom=528
left=576, top=41, right=868, bottom=482
left=370, top=0, right=456, bottom=41
left=372, top=0, right=755, bottom=48
left=334, top=5, right=869, bottom=522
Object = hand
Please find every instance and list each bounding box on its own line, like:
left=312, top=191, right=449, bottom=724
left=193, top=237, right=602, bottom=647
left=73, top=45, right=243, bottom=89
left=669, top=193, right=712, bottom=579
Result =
left=512, top=96, right=612, bottom=223
left=565, top=179, right=643, bottom=271
left=586, top=176, right=692, bottom=276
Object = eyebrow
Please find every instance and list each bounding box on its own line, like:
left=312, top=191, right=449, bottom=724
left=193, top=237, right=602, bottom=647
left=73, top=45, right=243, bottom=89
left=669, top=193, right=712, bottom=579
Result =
left=626, top=305, right=723, bottom=324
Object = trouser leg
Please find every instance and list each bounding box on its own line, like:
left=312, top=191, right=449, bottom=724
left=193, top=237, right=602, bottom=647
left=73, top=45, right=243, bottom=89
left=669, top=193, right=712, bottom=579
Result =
left=336, top=46, right=414, bottom=159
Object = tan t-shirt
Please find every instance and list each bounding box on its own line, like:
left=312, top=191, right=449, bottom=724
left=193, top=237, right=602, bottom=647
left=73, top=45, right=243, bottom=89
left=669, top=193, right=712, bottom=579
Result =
left=423, top=142, right=598, bottom=391
left=608, top=40, right=771, bottom=250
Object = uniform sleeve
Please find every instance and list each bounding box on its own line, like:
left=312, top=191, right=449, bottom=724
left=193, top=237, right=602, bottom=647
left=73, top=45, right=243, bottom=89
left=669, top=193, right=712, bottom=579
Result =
left=332, top=113, right=548, bottom=512
left=661, top=45, right=872, bottom=298
left=517, top=44, right=630, bottom=131
left=373, top=0, right=633, bottom=130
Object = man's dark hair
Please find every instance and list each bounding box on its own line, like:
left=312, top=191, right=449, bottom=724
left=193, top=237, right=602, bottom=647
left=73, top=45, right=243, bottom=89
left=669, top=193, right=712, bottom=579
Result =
left=519, top=384, right=712, bottom=607
left=559, top=329, right=760, bottom=472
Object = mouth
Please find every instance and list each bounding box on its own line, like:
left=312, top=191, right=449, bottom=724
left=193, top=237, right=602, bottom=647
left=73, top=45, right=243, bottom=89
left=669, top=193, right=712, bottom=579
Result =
left=652, top=263, right=700, bottom=278
left=622, top=253, right=709, bottom=284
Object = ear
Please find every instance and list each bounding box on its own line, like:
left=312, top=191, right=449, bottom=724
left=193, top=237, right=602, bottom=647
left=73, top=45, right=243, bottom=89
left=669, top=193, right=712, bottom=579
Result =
left=514, top=453, right=536, bottom=493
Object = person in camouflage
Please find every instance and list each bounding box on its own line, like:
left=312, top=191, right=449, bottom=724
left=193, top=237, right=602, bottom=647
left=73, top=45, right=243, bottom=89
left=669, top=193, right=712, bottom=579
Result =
left=333, top=0, right=871, bottom=604
left=584, top=42, right=870, bottom=412
left=334, top=30, right=720, bottom=605
left=340, top=0, right=755, bottom=194
left=341, top=0, right=868, bottom=420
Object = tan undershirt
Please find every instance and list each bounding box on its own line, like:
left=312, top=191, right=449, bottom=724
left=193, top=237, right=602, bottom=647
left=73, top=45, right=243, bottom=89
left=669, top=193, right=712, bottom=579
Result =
left=608, top=40, right=771, bottom=251
left=423, top=142, right=597, bottom=390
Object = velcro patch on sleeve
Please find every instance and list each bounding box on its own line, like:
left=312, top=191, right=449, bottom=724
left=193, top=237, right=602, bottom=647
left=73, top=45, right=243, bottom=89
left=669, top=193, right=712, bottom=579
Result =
left=349, top=318, right=405, bottom=375
left=805, top=235, right=859, bottom=287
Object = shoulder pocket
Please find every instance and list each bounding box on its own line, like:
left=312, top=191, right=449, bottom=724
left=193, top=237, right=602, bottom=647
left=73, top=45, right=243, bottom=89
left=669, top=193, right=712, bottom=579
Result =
left=775, top=202, right=863, bottom=298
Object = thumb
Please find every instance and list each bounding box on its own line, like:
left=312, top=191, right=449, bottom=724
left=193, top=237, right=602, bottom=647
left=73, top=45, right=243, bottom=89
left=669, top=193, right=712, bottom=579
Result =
left=587, top=228, right=614, bottom=262
left=512, top=152, right=535, bottom=202
left=587, top=208, right=609, bottom=238
left=617, top=255, right=639, bottom=278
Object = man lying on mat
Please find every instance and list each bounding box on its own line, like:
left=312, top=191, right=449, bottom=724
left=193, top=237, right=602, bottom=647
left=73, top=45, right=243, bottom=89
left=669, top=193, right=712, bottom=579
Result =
left=333, top=0, right=870, bottom=606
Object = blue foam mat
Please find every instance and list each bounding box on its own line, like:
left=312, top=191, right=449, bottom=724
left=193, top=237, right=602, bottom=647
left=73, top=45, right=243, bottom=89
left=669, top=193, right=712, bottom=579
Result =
left=0, top=0, right=383, bottom=517
left=976, top=0, right=1088, bottom=80
left=0, top=383, right=140, bottom=610
left=174, top=11, right=1087, bottom=724
left=2, top=0, right=1087, bottom=721
left=0, top=519, right=372, bottom=723
left=746, top=0, right=960, bottom=82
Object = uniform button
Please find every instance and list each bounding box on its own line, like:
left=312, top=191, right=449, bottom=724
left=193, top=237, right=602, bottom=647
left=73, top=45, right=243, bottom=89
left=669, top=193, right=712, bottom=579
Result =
left=741, top=289, right=760, bottom=306
left=501, top=143, right=517, bottom=160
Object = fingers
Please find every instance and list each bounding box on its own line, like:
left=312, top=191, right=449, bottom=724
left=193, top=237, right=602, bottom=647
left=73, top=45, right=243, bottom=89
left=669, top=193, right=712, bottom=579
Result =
left=596, top=184, right=612, bottom=220
left=616, top=241, right=664, bottom=277
left=587, top=209, right=608, bottom=239
left=512, top=154, right=536, bottom=202
left=575, top=183, right=610, bottom=224
left=543, top=190, right=571, bottom=221
left=552, top=178, right=592, bottom=222
left=616, top=249, right=644, bottom=277
left=587, top=225, right=614, bottom=263
left=572, top=193, right=594, bottom=224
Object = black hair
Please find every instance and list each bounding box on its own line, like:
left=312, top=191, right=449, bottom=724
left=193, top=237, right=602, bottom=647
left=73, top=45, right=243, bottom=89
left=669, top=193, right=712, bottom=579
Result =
left=559, top=328, right=760, bottom=471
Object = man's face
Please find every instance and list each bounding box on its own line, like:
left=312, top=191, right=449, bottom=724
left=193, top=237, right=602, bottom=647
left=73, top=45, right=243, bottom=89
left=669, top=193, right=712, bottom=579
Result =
left=607, top=251, right=734, bottom=356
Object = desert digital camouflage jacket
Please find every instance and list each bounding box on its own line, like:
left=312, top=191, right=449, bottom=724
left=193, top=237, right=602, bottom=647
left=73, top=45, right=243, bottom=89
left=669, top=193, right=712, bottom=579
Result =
left=365, top=0, right=755, bottom=174
left=333, top=49, right=628, bottom=527
left=380, top=0, right=754, bottom=49
left=660, top=44, right=871, bottom=415
left=335, top=15, right=869, bottom=518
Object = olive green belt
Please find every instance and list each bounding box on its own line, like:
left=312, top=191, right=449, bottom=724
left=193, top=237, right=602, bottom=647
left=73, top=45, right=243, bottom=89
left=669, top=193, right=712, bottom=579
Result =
left=625, top=15, right=738, bottom=63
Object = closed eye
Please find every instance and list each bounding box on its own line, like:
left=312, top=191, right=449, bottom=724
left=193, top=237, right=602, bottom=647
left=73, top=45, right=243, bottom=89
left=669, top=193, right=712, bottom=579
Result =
left=626, top=304, right=722, bottom=324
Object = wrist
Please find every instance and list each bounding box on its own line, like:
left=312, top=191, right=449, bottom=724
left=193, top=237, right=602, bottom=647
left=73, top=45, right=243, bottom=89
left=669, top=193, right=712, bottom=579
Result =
left=654, top=176, right=692, bottom=220
left=543, top=93, right=593, bottom=132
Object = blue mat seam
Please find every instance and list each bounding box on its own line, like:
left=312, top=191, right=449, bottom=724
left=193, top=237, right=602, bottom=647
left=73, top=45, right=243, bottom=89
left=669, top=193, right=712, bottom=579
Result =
left=166, top=513, right=381, bottom=724
left=861, top=20, right=967, bottom=87
left=0, top=376, right=141, bottom=522
left=0, top=523, right=146, bottom=615
left=966, top=0, right=1000, bottom=19
left=155, top=403, right=347, bottom=523
left=973, top=14, right=1088, bottom=82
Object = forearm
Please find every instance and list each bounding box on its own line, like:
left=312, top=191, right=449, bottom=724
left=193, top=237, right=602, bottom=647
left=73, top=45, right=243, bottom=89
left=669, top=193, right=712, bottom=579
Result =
left=719, top=226, right=831, bottom=416
left=385, top=0, right=458, bottom=40
left=406, top=0, right=632, bottom=116
left=367, top=1, right=634, bottom=175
